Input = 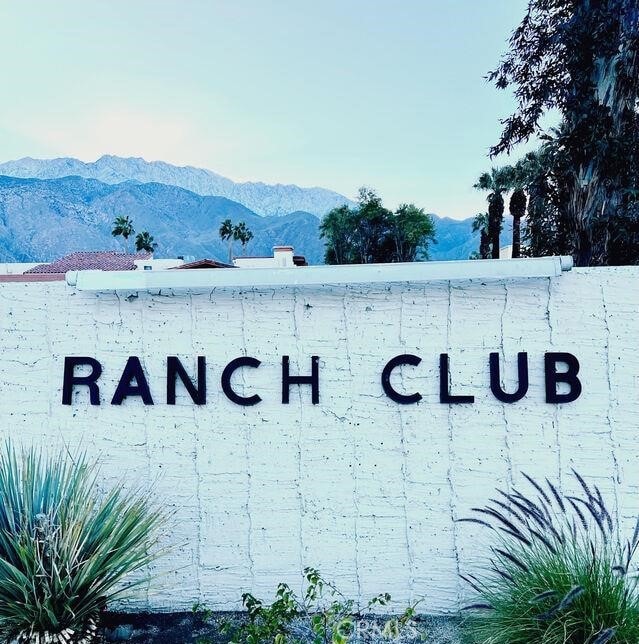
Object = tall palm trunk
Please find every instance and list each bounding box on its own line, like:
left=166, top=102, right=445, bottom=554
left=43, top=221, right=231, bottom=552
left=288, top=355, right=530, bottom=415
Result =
left=512, top=216, right=522, bottom=258
left=488, top=192, right=504, bottom=259
left=509, top=188, right=527, bottom=258
left=479, top=230, right=491, bottom=259
left=569, top=173, right=605, bottom=266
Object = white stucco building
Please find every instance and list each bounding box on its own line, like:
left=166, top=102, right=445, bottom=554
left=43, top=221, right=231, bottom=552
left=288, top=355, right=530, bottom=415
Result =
left=233, top=245, right=307, bottom=268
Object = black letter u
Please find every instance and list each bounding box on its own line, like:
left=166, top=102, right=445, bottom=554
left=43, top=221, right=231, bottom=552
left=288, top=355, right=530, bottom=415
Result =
left=489, top=352, right=529, bottom=403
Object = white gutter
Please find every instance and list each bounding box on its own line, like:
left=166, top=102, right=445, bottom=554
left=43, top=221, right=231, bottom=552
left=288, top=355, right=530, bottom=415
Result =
left=66, top=257, right=572, bottom=292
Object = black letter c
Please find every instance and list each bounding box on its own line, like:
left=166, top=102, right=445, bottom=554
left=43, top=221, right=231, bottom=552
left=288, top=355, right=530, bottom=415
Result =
left=221, top=357, right=262, bottom=406
left=381, top=354, right=422, bottom=404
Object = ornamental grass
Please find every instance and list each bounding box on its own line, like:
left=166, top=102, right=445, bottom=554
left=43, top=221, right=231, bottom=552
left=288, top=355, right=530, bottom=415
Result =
left=0, top=443, right=165, bottom=643
left=460, top=471, right=639, bottom=644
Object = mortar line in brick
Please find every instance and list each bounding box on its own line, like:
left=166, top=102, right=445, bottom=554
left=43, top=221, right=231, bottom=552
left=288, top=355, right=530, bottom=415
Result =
left=240, top=291, right=255, bottom=590
left=446, top=282, right=461, bottom=603
left=292, top=287, right=306, bottom=578
left=500, top=282, right=514, bottom=491
left=190, top=292, right=203, bottom=602
left=600, top=283, right=621, bottom=517
left=342, top=286, right=362, bottom=603
left=114, top=289, right=123, bottom=329
left=140, top=292, right=152, bottom=606
left=547, top=277, right=562, bottom=489
left=398, top=289, right=415, bottom=602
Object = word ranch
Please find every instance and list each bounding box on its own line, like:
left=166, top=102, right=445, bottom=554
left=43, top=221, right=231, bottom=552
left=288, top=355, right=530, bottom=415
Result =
left=61, top=352, right=583, bottom=407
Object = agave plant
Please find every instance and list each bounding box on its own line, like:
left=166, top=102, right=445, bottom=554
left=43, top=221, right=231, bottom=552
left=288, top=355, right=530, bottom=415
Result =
left=460, top=471, right=639, bottom=643
left=0, top=444, right=165, bottom=643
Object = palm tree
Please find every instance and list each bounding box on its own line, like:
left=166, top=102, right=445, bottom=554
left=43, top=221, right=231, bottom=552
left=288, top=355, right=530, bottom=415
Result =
left=509, top=189, right=527, bottom=258
left=234, top=222, right=253, bottom=255
left=111, top=216, right=135, bottom=253
left=219, top=219, right=235, bottom=263
left=135, top=231, right=157, bottom=253
left=474, top=168, right=513, bottom=259
left=472, top=213, right=491, bottom=259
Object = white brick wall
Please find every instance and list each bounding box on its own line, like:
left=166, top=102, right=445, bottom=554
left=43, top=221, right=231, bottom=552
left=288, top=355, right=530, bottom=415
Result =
left=0, top=266, right=638, bottom=613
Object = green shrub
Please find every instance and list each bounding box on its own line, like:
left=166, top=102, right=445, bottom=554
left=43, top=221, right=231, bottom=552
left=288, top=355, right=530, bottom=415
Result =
left=0, top=443, right=165, bottom=641
left=215, top=567, right=422, bottom=644
left=460, top=471, right=639, bottom=643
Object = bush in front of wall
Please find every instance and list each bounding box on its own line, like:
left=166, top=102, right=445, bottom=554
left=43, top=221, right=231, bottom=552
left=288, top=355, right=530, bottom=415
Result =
left=459, top=471, right=639, bottom=644
left=0, top=443, right=166, bottom=643
left=211, top=566, right=423, bottom=644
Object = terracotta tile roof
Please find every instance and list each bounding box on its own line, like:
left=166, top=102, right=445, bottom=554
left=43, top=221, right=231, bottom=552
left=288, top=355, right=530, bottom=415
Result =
left=25, top=251, right=152, bottom=274
left=0, top=273, right=66, bottom=282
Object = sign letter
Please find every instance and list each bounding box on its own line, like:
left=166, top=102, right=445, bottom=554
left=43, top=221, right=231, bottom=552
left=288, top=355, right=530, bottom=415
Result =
left=111, top=357, right=154, bottom=405
left=381, top=354, right=422, bottom=404
left=167, top=356, right=206, bottom=405
left=489, top=352, right=529, bottom=403
left=545, top=352, right=582, bottom=403
left=62, top=357, right=102, bottom=405
left=221, top=357, right=262, bottom=406
left=282, top=356, right=319, bottom=404
left=440, top=353, right=474, bottom=404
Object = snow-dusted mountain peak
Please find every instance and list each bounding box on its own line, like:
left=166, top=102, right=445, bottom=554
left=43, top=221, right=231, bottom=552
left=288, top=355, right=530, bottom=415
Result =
left=0, top=155, right=351, bottom=217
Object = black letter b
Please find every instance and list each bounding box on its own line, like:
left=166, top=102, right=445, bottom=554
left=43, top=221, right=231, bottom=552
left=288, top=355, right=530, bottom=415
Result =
left=545, top=352, right=582, bottom=403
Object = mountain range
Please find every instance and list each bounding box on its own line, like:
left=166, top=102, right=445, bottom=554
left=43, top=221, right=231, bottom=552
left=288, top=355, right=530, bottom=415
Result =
left=0, top=156, right=512, bottom=264
left=0, top=155, right=351, bottom=218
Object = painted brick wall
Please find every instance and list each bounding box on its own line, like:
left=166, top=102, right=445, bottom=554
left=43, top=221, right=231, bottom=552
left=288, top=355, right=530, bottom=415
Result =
left=0, top=266, right=638, bottom=613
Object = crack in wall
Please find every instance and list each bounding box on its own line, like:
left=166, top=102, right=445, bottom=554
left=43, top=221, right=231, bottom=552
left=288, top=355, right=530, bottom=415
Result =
left=398, top=290, right=415, bottom=602
left=139, top=292, right=152, bottom=606
left=114, top=290, right=123, bottom=328
left=547, top=277, right=562, bottom=489
left=342, top=287, right=362, bottom=602
left=292, top=288, right=306, bottom=578
left=500, top=283, right=514, bottom=490
left=191, top=293, right=203, bottom=602
left=600, top=283, right=621, bottom=518
left=240, top=292, right=255, bottom=590
left=446, top=282, right=461, bottom=603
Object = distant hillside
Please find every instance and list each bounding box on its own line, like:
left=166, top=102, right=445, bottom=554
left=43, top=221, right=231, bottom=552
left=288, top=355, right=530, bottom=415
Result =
left=430, top=215, right=513, bottom=261
left=0, top=174, right=513, bottom=264
left=0, top=155, right=352, bottom=218
left=0, top=175, right=323, bottom=263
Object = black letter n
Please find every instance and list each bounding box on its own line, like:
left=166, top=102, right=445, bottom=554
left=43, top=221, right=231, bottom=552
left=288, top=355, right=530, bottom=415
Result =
left=167, top=356, right=206, bottom=405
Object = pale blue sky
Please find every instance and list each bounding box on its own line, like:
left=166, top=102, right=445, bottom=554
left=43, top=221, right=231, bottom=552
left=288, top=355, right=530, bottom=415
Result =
left=0, top=1, right=531, bottom=219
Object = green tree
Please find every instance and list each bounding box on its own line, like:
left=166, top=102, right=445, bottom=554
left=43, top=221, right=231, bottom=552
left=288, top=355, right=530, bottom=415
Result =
left=111, top=215, right=135, bottom=253
left=511, top=145, right=573, bottom=259
left=352, top=187, right=394, bottom=263
left=218, top=218, right=235, bottom=263
left=320, top=188, right=436, bottom=265
left=234, top=221, right=254, bottom=255
left=319, top=205, right=356, bottom=264
left=392, top=204, right=436, bottom=261
left=488, top=0, right=639, bottom=266
left=135, top=231, right=157, bottom=253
